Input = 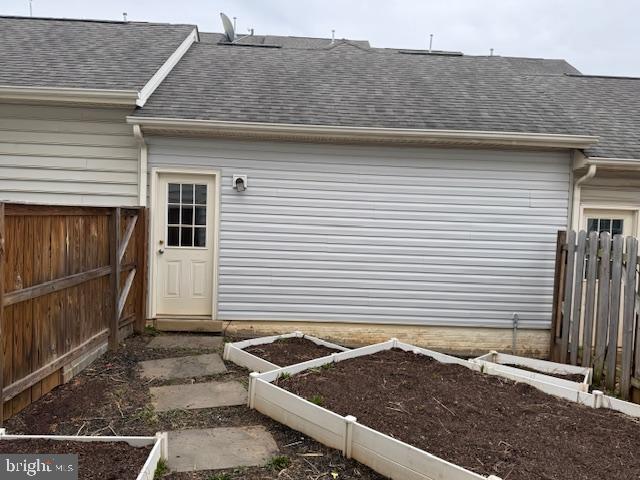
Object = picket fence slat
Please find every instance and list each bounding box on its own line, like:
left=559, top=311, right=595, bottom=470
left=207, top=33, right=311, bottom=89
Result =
left=569, top=231, right=587, bottom=365
left=581, top=231, right=599, bottom=368
left=593, top=232, right=611, bottom=385
left=620, top=237, right=638, bottom=400
left=605, top=235, right=624, bottom=391
left=560, top=230, right=576, bottom=364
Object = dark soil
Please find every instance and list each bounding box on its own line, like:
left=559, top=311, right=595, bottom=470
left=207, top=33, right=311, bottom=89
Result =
left=503, top=363, right=586, bottom=383
left=6, top=334, right=383, bottom=480
left=279, top=349, right=640, bottom=480
left=0, top=438, right=151, bottom=480
left=244, top=337, right=340, bottom=366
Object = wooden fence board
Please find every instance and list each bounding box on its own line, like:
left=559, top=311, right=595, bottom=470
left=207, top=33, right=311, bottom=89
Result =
left=569, top=230, right=587, bottom=365
left=560, top=230, right=576, bottom=363
left=549, top=231, right=567, bottom=361
left=605, top=235, right=624, bottom=391
left=593, top=232, right=611, bottom=384
left=582, top=231, right=599, bottom=368
left=620, top=237, right=638, bottom=400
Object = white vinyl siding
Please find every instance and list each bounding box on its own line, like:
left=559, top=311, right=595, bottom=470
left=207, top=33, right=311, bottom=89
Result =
left=581, top=175, right=640, bottom=206
left=0, top=103, right=139, bottom=206
left=148, top=137, right=571, bottom=329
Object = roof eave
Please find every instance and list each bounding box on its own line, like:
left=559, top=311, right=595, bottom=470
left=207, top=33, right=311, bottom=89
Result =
left=0, top=85, right=140, bottom=106
left=127, top=116, right=599, bottom=149
left=582, top=156, right=640, bottom=170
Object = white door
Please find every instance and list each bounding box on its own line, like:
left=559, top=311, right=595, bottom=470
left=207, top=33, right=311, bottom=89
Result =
left=155, top=173, right=215, bottom=316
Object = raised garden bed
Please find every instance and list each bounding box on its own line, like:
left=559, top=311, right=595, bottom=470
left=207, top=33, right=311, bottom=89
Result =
left=472, top=351, right=591, bottom=392
left=223, top=332, right=349, bottom=373
left=248, top=339, right=640, bottom=480
left=0, top=428, right=167, bottom=480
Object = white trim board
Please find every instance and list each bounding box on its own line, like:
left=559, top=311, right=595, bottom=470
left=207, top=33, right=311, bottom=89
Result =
left=128, top=116, right=598, bottom=149
left=223, top=331, right=349, bottom=373
left=249, top=339, right=640, bottom=480
left=0, top=429, right=168, bottom=480
left=472, top=351, right=591, bottom=392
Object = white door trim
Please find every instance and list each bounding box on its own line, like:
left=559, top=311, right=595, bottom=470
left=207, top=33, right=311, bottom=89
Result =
left=579, top=204, right=640, bottom=237
left=148, top=167, right=221, bottom=319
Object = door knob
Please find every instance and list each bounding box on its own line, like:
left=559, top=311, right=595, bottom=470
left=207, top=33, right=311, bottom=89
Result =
left=158, top=248, right=165, bottom=254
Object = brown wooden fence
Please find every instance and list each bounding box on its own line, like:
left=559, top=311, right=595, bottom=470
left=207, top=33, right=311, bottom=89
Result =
left=0, top=204, right=147, bottom=422
left=550, top=230, right=640, bottom=401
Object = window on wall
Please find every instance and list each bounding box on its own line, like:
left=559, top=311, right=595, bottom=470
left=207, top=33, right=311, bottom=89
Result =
left=586, top=217, right=624, bottom=236
left=167, top=183, right=207, bottom=247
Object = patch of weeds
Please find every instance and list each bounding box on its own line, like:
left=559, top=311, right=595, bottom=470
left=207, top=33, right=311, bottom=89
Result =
left=145, top=325, right=161, bottom=336
left=279, top=372, right=291, bottom=380
left=207, top=474, right=232, bottom=480
left=266, top=455, right=291, bottom=471
left=308, top=394, right=325, bottom=406
left=131, top=404, right=158, bottom=425
left=321, top=362, right=335, bottom=370
left=154, top=458, right=169, bottom=479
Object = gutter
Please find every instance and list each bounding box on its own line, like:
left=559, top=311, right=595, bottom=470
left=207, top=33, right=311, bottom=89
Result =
left=0, top=85, right=139, bottom=106
left=133, top=125, right=148, bottom=207
left=571, top=164, right=597, bottom=230
left=126, top=117, right=600, bottom=149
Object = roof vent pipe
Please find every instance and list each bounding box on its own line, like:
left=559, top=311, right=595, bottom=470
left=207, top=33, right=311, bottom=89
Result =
left=429, top=34, right=433, bottom=52
left=331, top=29, right=335, bottom=44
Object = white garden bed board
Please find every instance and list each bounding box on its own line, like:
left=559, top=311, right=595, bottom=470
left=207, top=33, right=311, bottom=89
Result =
left=223, top=331, right=349, bottom=373
left=472, top=351, right=592, bottom=392
left=249, top=338, right=640, bottom=480
left=0, top=429, right=168, bottom=480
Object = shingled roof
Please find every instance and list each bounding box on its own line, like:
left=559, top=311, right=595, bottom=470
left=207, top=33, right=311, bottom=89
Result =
left=135, top=41, right=639, bottom=159
left=199, top=32, right=371, bottom=49
left=0, top=16, right=196, bottom=91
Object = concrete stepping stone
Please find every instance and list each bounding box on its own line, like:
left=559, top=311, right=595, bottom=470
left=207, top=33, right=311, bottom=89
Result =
left=138, top=353, right=226, bottom=380
left=150, top=381, right=247, bottom=412
left=146, top=335, right=222, bottom=350
left=167, top=426, right=279, bottom=472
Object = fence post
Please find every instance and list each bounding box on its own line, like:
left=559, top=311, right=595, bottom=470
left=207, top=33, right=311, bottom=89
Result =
left=560, top=230, right=576, bottom=364
left=549, top=230, right=567, bottom=362
left=0, top=202, right=5, bottom=425
left=135, top=208, right=148, bottom=334
left=569, top=230, right=587, bottom=365
left=620, top=236, right=638, bottom=400
left=109, top=207, right=121, bottom=350
left=605, top=235, right=624, bottom=391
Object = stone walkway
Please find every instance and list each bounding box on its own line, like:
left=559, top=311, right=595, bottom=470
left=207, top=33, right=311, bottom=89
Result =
left=139, top=335, right=279, bottom=474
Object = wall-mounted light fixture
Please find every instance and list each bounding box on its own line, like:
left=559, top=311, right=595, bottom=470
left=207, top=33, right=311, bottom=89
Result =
left=232, top=175, right=248, bottom=192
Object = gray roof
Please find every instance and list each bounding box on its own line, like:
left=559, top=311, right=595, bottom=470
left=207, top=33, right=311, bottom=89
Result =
left=0, top=16, right=196, bottom=91
left=136, top=41, right=639, bottom=159
left=199, top=32, right=370, bottom=49
left=136, top=42, right=584, bottom=133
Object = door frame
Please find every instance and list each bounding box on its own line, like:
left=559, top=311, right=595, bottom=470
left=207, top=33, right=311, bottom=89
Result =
left=148, top=167, right=221, bottom=319
left=579, top=203, right=640, bottom=237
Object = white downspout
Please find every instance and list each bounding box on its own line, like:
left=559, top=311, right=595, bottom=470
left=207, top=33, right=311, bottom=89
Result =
left=133, top=124, right=148, bottom=207
left=571, top=164, right=596, bottom=231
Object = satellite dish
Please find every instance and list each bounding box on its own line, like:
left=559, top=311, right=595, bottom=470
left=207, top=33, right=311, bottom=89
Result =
left=220, top=12, right=235, bottom=42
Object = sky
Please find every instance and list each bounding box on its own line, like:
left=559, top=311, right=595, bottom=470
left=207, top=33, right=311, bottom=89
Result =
left=2, top=0, right=639, bottom=76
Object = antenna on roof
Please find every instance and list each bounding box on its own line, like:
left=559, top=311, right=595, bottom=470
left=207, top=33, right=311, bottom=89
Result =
left=122, top=12, right=128, bottom=21
left=28, top=0, right=33, bottom=16
left=220, top=12, right=235, bottom=42
left=428, top=34, right=434, bottom=52
left=233, top=16, right=237, bottom=31
left=490, top=48, right=494, bottom=56
left=331, top=29, right=335, bottom=44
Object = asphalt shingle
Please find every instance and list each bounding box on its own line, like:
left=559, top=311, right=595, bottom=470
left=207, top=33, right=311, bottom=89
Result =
left=0, top=16, right=196, bottom=91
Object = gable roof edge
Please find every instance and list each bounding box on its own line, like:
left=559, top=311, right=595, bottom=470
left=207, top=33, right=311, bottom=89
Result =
left=0, top=85, right=139, bottom=106
left=137, top=27, right=199, bottom=107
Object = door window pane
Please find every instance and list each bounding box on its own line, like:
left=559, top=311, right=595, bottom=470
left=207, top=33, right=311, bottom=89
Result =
left=182, top=184, right=194, bottom=203
left=167, top=182, right=208, bottom=247
left=167, top=227, right=179, bottom=246
left=612, top=219, right=623, bottom=236
left=168, top=183, right=181, bottom=203
left=587, top=217, right=624, bottom=236
left=195, top=184, right=207, bottom=204
left=194, top=227, right=206, bottom=247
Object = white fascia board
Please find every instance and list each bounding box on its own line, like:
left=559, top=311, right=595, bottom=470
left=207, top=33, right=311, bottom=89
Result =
left=136, top=28, right=198, bottom=107
left=127, top=116, right=599, bottom=149
left=0, top=85, right=138, bottom=106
